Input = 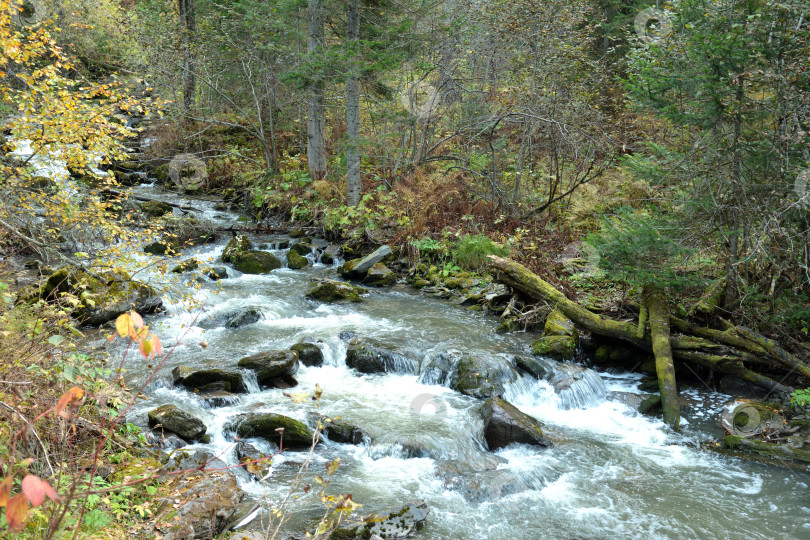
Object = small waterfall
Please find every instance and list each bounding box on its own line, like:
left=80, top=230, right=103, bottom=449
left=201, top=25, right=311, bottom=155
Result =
left=242, top=370, right=261, bottom=393
left=549, top=364, right=607, bottom=410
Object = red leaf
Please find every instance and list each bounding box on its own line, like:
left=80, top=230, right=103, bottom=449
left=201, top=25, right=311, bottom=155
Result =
left=21, top=475, right=45, bottom=507
left=130, top=311, right=144, bottom=329
left=6, top=493, right=28, bottom=532
left=0, top=476, right=11, bottom=507
left=56, top=387, right=85, bottom=418
left=152, top=334, right=162, bottom=357
left=41, top=480, right=61, bottom=503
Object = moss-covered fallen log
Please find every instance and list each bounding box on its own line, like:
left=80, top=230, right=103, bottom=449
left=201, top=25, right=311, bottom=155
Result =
left=643, top=285, right=680, bottom=428
left=486, top=255, right=796, bottom=396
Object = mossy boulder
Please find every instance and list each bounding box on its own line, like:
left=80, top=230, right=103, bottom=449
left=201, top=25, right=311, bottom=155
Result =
left=346, top=338, right=417, bottom=374
left=531, top=335, right=577, bottom=361
left=338, top=258, right=361, bottom=279
left=289, top=241, right=313, bottom=256
left=287, top=249, right=309, bottom=269
left=324, top=421, right=370, bottom=445
left=226, top=413, right=315, bottom=449
left=290, top=342, right=324, bottom=367
left=237, top=350, right=299, bottom=387
left=232, top=251, right=281, bottom=274
left=171, top=258, right=199, bottom=273
left=222, top=235, right=252, bottom=263
left=147, top=404, right=207, bottom=442
left=362, top=263, right=396, bottom=286
left=143, top=240, right=179, bottom=255
left=320, top=245, right=340, bottom=265
left=24, top=268, right=163, bottom=326
left=141, top=200, right=172, bottom=218
left=638, top=394, right=662, bottom=415
left=481, top=397, right=551, bottom=449
left=544, top=308, right=577, bottom=338
left=451, top=354, right=518, bottom=399
left=24, top=175, right=57, bottom=194
left=306, top=279, right=367, bottom=303
left=172, top=366, right=248, bottom=394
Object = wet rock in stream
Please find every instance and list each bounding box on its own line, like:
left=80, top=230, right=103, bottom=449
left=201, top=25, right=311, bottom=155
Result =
left=172, top=366, right=249, bottom=393
left=480, top=396, right=551, bottom=449
left=225, top=413, right=317, bottom=449
left=147, top=404, right=207, bottom=442
left=290, top=341, right=324, bottom=367
left=345, top=338, right=417, bottom=374
left=332, top=499, right=429, bottom=539
left=237, top=350, right=299, bottom=388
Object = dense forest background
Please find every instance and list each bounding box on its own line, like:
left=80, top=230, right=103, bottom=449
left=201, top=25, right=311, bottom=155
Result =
left=111, top=0, right=809, bottom=345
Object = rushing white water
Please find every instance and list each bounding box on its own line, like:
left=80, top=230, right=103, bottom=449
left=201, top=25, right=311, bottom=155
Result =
left=97, top=185, right=810, bottom=540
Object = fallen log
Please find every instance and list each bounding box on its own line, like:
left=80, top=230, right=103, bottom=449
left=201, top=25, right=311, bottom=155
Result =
left=486, top=255, right=795, bottom=396
left=643, top=285, right=680, bottom=429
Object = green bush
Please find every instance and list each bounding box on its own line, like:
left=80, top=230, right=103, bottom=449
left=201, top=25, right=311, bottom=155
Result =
left=452, top=234, right=509, bottom=270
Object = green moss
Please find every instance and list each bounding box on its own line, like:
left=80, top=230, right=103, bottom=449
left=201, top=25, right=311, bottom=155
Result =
left=338, top=258, right=361, bottom=278
left=141, top=200, right=172, bottom=218
left=231, top=413, right=314, bottom=447
left=531, top=335, right=577, bottom=360
left=287, top=249, right=309, bottom=269
left=222, top=235, right=252, bottom=262
left=306, top=280, right=367, bottom=303
left=289, top=242, right=313, bottom=256
left=232, top=251, right=281, bottom=274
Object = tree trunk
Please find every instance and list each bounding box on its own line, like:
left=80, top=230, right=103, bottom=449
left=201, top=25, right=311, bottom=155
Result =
left=178, top=0, right=196, bottom=115
left=346, top=0, right=361, bottom=207
left=643, top=285, right=680, bottom=429
left=307, top=0, right=327, bottom=181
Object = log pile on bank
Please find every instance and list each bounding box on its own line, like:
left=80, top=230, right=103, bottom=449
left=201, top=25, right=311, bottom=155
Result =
left=486, top=256, right=809, bottom=428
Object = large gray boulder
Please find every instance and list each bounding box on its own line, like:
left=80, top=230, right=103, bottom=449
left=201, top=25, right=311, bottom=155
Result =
left=480, top=397, right=551, bottom=449
left=147, top=404, right=207, bottom=442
